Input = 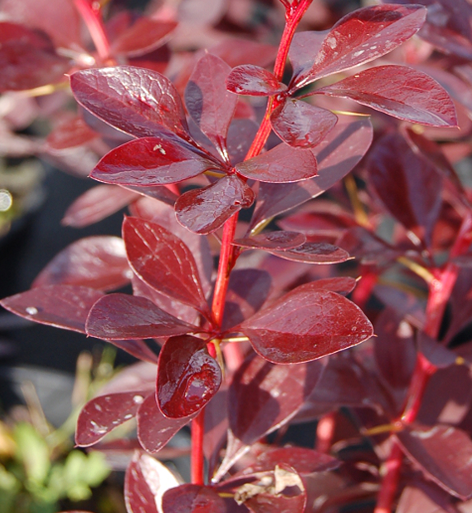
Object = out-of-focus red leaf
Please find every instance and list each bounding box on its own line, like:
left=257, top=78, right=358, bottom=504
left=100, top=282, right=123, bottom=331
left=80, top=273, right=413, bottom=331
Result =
left=107, top=340, right=158, bottom=364
left=396, top=424, right=472, bottom=500
left=226, top=65, right=286, bottom=96
left=157, top=335, right=222, bottom=418
left=0, top=285, right=103, bottom=333
left=315, top=66, right=457, bottom=127
left=85, top=294, right=199, bottom=340
left=46, top=115, right=99, bottom=150
left=270, top=100, right=337, bottom=149
left=417, top=331, right=457, bottom=369
left=175, top=175, right=255, bottom=234
left=397, top=483, right=456, bottom=513
left=137, top=394, right=193, bottom=454
left=203, top=387, right=228, bottom=477
left=123, top=216, right=209, bottom=314
left=234, top=232, right=306, bottom=251
left=291, top=4, right=426, bottom=87
left=239, top=286, right=373, bottom=364
left=185, top=54, right=237, bottom=157
left=226, top=119, right=259, bottom=165
left=211, top=39, right=277, bottom=69
left=162, top=484, right=226, bottom=513
left=288, top=31, right=327, bottom=84
left=236, top=144, right=317, bottom=183
left=32, top=236, right=130, bottom=291
left=110, top=19, right=176, bottom=57
left=70, top=67, right=189, bottom=139
left=125, top=451, right=180, bottom=513
left=269, top=242, right=351, bottom=264
left=62, top=185, right=138, bottom=228
left=251, top=116, right=373, bottom=229
left=98, top=361, right=157, bottom=396
left=374, top=284, right=426, bottom=330
left=366, top=132, right=443, bottom=247
left=299, top=277, right=357, bottom=295
left=91, top=136, right=219, bottom=186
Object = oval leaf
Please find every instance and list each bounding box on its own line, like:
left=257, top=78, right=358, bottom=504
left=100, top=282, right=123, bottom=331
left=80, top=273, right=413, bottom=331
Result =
left=234, top=231, right=306, bottom=251
left=270, top=242, right=351, bottom=264
left=226, top=64, right=287, bottom=96
left=157, top=335, right=222, bottom=418
left=162, top=484, right=226, bottom=513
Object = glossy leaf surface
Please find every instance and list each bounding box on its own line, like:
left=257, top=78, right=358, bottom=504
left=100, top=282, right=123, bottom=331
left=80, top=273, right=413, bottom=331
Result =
left=70, top=67, right=189, bottom=139
left=162, top=484, right=226, bottom=513
left=236, top=144, right=317, bottom=183
left=92, top=136, right=219, bottom=186
left=269, top=242, right=351, bottom=264
left=239, top=287, right=373, bottom=364
left=85, top=294, right=198, bottom=340
left=270, top=100, right=337, bottom=149
left=175, top=175, right=255, bottom=234
left=123, top=217, right=208, bottom=313
left=157, top=335, right=222, bottom=418
left=234, top=231, right=306, bottom=251
left=226, top=65, right=287, bottom=96
left=315, top=65, right=457, bottom=127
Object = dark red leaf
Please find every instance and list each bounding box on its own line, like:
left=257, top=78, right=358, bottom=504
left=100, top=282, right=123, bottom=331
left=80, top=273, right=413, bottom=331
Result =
left=98, top=361, right=157, bottom=396
left=137, top=394, right=193, bottom=453
left=185, top=54, right=237, bottom=157
left=175, top=175, right=255, bottom=234
left=157, top=335, right=222, bottom=418
left=70, top=66, right=189, bottom=139
left=0, top=285, right=103, bottom=333
left=250, top=116, right=373, bottom=229
left=299, top=277, right=357, bottom=295
left=76, top=392, right=145, bottom=447
left=288, top=31, right=327, bottom=84
left=236, top=144, right=317, bottom=183
left=46, top=115, right=99, bottom=150
left=110, top=19, right=177, bottom=57
left=162, top=484, right=226, bottom=513
left=32, top=236, right=130, bottom=291
left=203, top=387, right=228, bottom=477
left=397, top=483, right=456, bottom=513
left=210, top=39, right=277, bottom=69
left=291, top=5, right=427, bottom=87
left=107, top=340, right=158, bottom=364
left=85, top=293, right=199, bottom=340
left=226, top=119, right=259, bottom=165
left=269, top=242, right=351, bottom=264
left=62, top=185, right=138, bottom=228
left=396, top=424, right=472, bottom=500
left=125, top=451, right=180, bottom=513
left=270, top=100, right=338, bottom=149
left=234, top=232, right=306, bottom=251
left=226, top=65, right=287, bottom=96
left=91, top=136, right=219, bottom=186
left=314, top=65, right=457, bottom=127
left=239, top=286, right=373, bottom=364
left=123, top=216, right=209, bottom=313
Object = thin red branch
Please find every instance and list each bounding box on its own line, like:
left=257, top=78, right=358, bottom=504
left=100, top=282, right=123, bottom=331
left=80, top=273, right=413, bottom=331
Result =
left=191, top=409, right=205, bottom=485
left=73, top=0, right=110, bottom=62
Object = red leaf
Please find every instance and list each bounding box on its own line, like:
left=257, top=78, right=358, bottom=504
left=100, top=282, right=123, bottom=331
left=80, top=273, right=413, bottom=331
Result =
left=251, top=116, right=373, bottom=229
left=175, top=175, right=255, bottom=234
left=107, top=340, right=159, bottom=364
left=123, top=217, right=209, bottom=314
left=236, top=144, right=317, bottom=183
left=70, top=66, right=189, bottom=139
left=185, top=54, right=237, bottom=157
left=291, top=4, right=427, bottom=87
left=110, top=19, right=177, bottom=57
left=288, top=31, right=327, bottom=83
left=396, top=424, right=472, bottom=500
left=85, top=293, right=199, bottom=340
left=0, top=285, right=103, bottom=333
left=162, top=484, right=226, bottom=513
left=298, top=277, right=357, bottom=295
left=226, top=65, right=287, bottom=96
left=397, top=483, right=456, bottom=513
left=239, top=286, right=373, bottom=364
left=269, top=242, right=351, bottom=264
left=32, top=236, right=130, bottom=291
left=125, top=451, right=180, bottom=513
left=46, top=115, right=99, bottom=150
left=234, top=231, right=306, bottom=251
left=157, top=335, right=222, bottom=418
left=91, top=136, right=219, bottom=186
left=137, top=394, right=193, bottom=453
left=227, top=119, right=259, bottom=165
left=315, top=66, right=457, bottom=127
left=270, top=100, right=338, bottom=149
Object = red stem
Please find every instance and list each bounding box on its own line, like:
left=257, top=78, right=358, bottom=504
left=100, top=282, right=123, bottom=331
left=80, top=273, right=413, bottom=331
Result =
left=191, top=410, right=205, bottom=485
left=74, top=0, right=110, bottom=62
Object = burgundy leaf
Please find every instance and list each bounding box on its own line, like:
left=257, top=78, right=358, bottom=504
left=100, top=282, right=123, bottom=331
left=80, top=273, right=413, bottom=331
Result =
left=396, top=424, right=472, bottom=500
left=110, top=19, right=177, bottom=57
left=157, top=335, right=222, bottom=418
left=46, top=115, right=99, bottom=150
left=91, top=136, right=219, bottom=186
left=270, top=100, right=338, bottom=149
left=185, top=54, right=237, bottom=156
left=314, top=66, right=457, bottom=127
left=32, top=236, right=130, bottom=291
left=291, top=5, right=427, bottom=87
left=76, top=392, right=144, bottom=447
left=239, top=286, right=373, bottom=364
left=162, top=484, right=226, bottom=513
left=137, top=394, right=193, bottom=453
left=98, top=361, right=157, bottom=396
left=210, top=39, right=277, bottom=69
left=234, top=232, right=306, bottom=251
left=226, top=65, right=287, bottom=96
left=299, top=277, right=357, bottom=295
left=123, top=216, right=209, bottom=313
left=366, top=132, right=443, bottom=247
left=85, top=294, right=199, bottom=340
left=125, top=451, right=180, bottom=513
left=108, top=340, right=159, bottom=364
left=203, top=387, right=228, bottom=477
left=62, top=185, right=138, bottom=228
left=236, top=144, right=317, bottom=183
left=269, top=242, right=351, bottom=264
left=175, top=175, right=255, bottom=234
left=288, top=31, right=327, bottom=84
left=227, top=119, right=259, bottom=165
left=70, top=66, right=189, bottom=139
left=251, top=116, right=373, bottom=229
left=397, top=483, right=456, bottom=513
left=0, top=285, right=103, bottom=333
